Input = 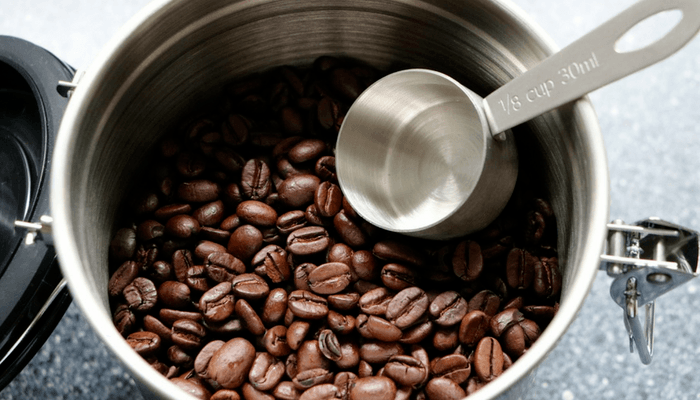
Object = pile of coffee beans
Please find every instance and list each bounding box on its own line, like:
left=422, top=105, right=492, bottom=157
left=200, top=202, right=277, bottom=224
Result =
left=108, top=56, right=561, bottom=400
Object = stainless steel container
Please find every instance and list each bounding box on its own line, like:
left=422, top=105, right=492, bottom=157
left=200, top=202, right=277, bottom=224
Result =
left=50, top=0, right=609, bottom=398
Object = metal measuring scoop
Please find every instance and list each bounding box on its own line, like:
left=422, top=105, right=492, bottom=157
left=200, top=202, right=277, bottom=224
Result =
left=336, top=0, right=700, bottom=240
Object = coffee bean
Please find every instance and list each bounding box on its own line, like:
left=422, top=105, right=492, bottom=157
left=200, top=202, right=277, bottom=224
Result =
left=473, top=336, right=504, bottom=382
left=317, top=329, right=342, bottom=361
left=136, top=220, right=165, bottom=242
left=160, top=308, right=202, bottom=326
left=110, top=228, right=137, bottom=261
left=315, top=156, right=336, bottom=182
left=534, top=256, right=561, bottom=298
left=165, top=214, right=201, bottom=239
left=261, top=288, right=288, bottom=326
left=506, top=248, right=537, bottom=289
left=199, top=282, right=234, bottom=323
left=297, top=339, right=331, bottom=372
left=430, top=354, right=471, bottom=385
left=490, top=308, right=524, bottom=337
left=235, top=299, right=266, bottom=335
left=155, top=204, right=192, bottom=222
left=178, top=180, right=220, bottom=203
left=241, top=159, right=272, bottom=200
left=277, top=210, right=308, bottom=234
left=124, top=277, right=158, bottom=312
left=424, top=377, right=466, bottom=400
left=171, top=377, right=212, bottom=400
left=109, top=261, right=139, bottom=297
left=350, top=250, right=379, bottom=281
left=349, top=376, right=396, bottom=400
left=195, top=240, right=227, bottom=260
left=237, top=200, right=278, bottom=227
left=308, top=262, right=352, bottom=295
left=429, top=291, right=468, bottom=327
left=333, top=210, right=367, bottom=248
left=327, top=292, right=360, bottom=311
left=210, top=390, right=241, bottom=400
left=241, top=383, right=275, bottom=400
left=278, top=174, right=320, bottom=208
left=126, top=331, right=161, bottom=357
left=228, top=225, right=263, bottom=262
left=385, top=287, right=429, bottom=329
left=288, top=290, right=329, bottom=319
left=288, top=139, right=326, bottom=164
left=263, top=325, right=291, bottom=357
left=299, top=383, right=341, bottom=400
left=272, top=381, right=301, bottom=400
left=248, top=352, right=285, bottom=391
left=159, top=280, right=191, bottom=309
left=468, top=290, right=501, bottom=316
left=432, top=327, right=459, bottom=351
left=186, top=265, right=210, bottom=292
left=287, top=320, right=310, bottom=351
left=252, top=244, right=291, bottom=283
left=366, top=315, right=402, bottom=342
left=143, top=315, right=172, bottom=342
left=172, top=319, right=206, bottom=350
left=208, top=338, right=256, bottom=389
left=327, top=310, right=355, bottom=335
left=399, top=320, right=433, bottom=344
left=380, top=263, right=418, bottom=291
left=292, top=368, right=333, bottom=390
left=459, top=310, right=490, bottom=346
left=358, top=287, right=393, bottom=316
left=384, top=355, right=428, bottom=387
left=193, top=200, right=225, bottom=226
left=373, top=240, right=427, bottom=268
left=452, top=240, right=483, bottom=282
left=314, top=181, right=343, bottom=218
left=287, top=226, right=331, bottom=256
left=294, top=262, right=317, bottom=291
left=232, top=273, right=270, bottom=300
left=359, top=341, right=404, bottom=364
left=167, top=345, right=193, bottom=367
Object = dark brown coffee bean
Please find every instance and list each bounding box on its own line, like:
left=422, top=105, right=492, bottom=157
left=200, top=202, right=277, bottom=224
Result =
left=237, top=200, right=278, bottom=227
left=318, top=329, right=342, bottom=361
left=200, top=226, right=231, bottom=243
left=200, top=282, right=234, bottom=323
left=452, top=240, right=483, bottom=282
left=193, top=200, right=225, bottom=226
left=383, top=355, right=427, bottom=387
left=490, top=308, right=524, bottom=337
left=305, top=204, right=333, bottom=227
left=278, top=174, right=320, bottom=208
left=380, top=263, right=418, bottom=291
left=263, top=325, right=291, bottom=357
left=315, top=156, right=336, bottom=182
left=160, top=309, right=202, bottom=326
left=136, top=220, right=165, bottom=242
left=242, top=383, right=275, bottom=400
left=297, top=340, right=331, bottom=372
left=288, top=290, right=329, bottom=319
left=534, top=257, right=562, bottom=298
left=327, top=310, right=355, bottom=335
left=331, top=340, right=358, bottom=370
left=502, top=323, right=526, bottom=357
left=308, top=262, right=352, bottom=295
left=178, top=179, right=220, bottom=203
left=172, top=319, right=206, bottom=350
left=222, top=183, right=244, bottom=208
left=261, top=288, right=288, bottom=326
left=350, top=250, right=379, bottom=281
left=124, top=277, right=157, bottom=312
left=235, top=298, right=266, bottom=335
left=294, top=262, right=317, bottom=291
left=327, top=292, right=360, bottom=311
left=314, top=181, right=343, bottom=218
left=210, top=390, right=241, bottom=400
left=429, top=291, right=468, bottom=327
left=176, top=151, right=206, bottom=178
left=113, top=303, right=135, bottom=336
left=277, top=210, right=308, bottom=234
left=165, top=214, right=201, bottom=239
left=317, top=96, right=340, bottom=131
left=158, top=280, right=191, bottom=309
left=109, top=261, right=139, bottom=297
left=232, top=273, right=270, bottom=300
left=220, top=214, right=241, bottom=231
left=206, top=318, right=244, bottom=335
left=149, top=260, right=172, bottom=282
left=520, top=318, right=541, bottom=345
left=522, top=304, right=558, bottom=325
left=357, top=360, right=373, bottom=378
left=327, top=243, right=353, bottom=267
left=366, top=315, right=403, bottom=342
left=248, top=352, right=285, bottom=391
left=292, top=368, right=333, bottom=390
left=432, top=327, right=459, bottom=351
left=348, top=376, right=396, bottom=400
left=431, top=354, right=471, bottom=385
left=154, top=204, right=192, bottom=222
left=131, top=191, right=159, bottom=215
left=333, top=210, right=367, bottom=248
left=399, top=320, right=433, bottom=344
left=228, top=225, right=263, bottom=262
left=194, top=340, right=225, bottom=379
left=287, top=226, right=331, bottom=256
left=424, top=377, right=466, bottom=400
left=468, top=290, right=501, bottom=316
left=373, top=241, right=427, bottom=268
left=474, top=337, right=504, bottom=382
left=126, top=331, right=161, bottom=357
left=252, top=245, right=291, bottom=283
left=110, top=228, right=137, bottom=261
left=288, top=139, right=326, bottom=164
left=287, top=320, right=310, bottom=351
left=299, top=383, right=341, bottom=400
left=194, top=240, right=227, bottom=260
left=167, top=345, right=193, bottom=367
left=171, top=377, right=212, bottom=400
left=506, top=248, right=536, bottom=290
left=208, top=337, right=256, bottom=389
left=143, top=315, right=172, bottom=341
left=272, top=381, right=301, bottom=400
left=241, top=159, right=272, bottom=200
left=385, top=287, right=429, bottom=329
left=358, top=287, right=393, bottom=316
left=185, top=265, right=210, bottom=292
left=359, top=341, right=404, bottom=364
left=459, top=310, right=490, bottom=347
left=172, top=249, right=194, bottom=282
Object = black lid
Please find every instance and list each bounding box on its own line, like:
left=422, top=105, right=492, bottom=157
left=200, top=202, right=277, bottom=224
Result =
left=0, top=36, right=74, bottom=388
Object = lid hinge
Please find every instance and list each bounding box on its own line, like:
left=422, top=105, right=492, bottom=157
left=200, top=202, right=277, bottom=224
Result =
left=14, top=215, right=53, bottom=246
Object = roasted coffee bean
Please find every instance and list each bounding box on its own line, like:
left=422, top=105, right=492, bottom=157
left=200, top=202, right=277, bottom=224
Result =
left=349, top=376, right=396, bottom=400
left=502, top=323, right=526, bottom=357
left=241, top=159, right=272, bottom=200
left=373, top=240, right=427, bottom=268
left=200, top=282, right=235, bottom=323
left=432, top=327, right=459, bottom=351
left=317, top=96, right=341, bottom=130
left=534, top=257, right=562, bottom=298
left=263, top=325, right=291, bottom=357
left=327, top=292, right=360, bottom=311
left=292, top=368, right=334, bottom=390
left=459, top=310, right=490, bottom=346
left=520, top=318, right=541, bottom=345
left=143, top=315, right=172, bottom=341
left=172, top=319, right=206, bottom=350
left=193, top=200, right=225, bottom=226
left=235, top=299, right=266, bottom=335
left=165, top=214, right=201, bottom=239
left=200, top=226, right=232, bottom=243
left=429, top=291, right=468, bottom=327
left=238, top=200, right=277, bottom=227
left=155, top=203, right=192, bottom=222
left=424, top=377, right=466, bottom=400
left=384, top=355, right=428, bottom=387
left=297, top=340, right=331, bottom=372
left=185, top=265, right=210, bottom=292
left=278, top=174, right=320, bottom=208
left=366, top=315, right=402, bottom=342
left=208, top=337, right=256, bottom=389
left=176, top=151, right=207, bottom=178
left=359, top=341, right=404, bottom=364
left=210, top=390, right=241, bottom=400
left=468, top=290, right=501, bottom=316
left=380, top=263, right=418, bottom=291
left=253, top=244, right=291, bottom=283
left=327, top=310, right=355, bottom=335
left=333, top=210, right=367, bottom=248
left=350, top=250, right=379, bottom=281
left=308, top=262, right=352, bottom=295
left=288, top=139, right=326, bottom=164
left=299, top=383, right=341, bottom=400
left=314, top=181, right=343, bottom=218
left=431, top=354, right=471, bottom=385
left=150, top=260, right=173, bottom=282
left=126, top=331, right=161, bottom=357
left=110, top=228, right=137, bottom=261
left=241, top=383, right=275, bottom=400
left=159, top=280, right=191, bottom=309
left=261, top=288, right=288, bottom=326
left=358, top=287, right=393, bottom=316
left=399, top=320, right=433, bottom=344
left=206, top=318, right=244, bottom=335
left=171, top=377, right=212, bottom=400
left=194, top=340, right=225, bottom=379
left=195, top=240, right=227, bottom=260
left=272, top=381, right=301, bottom=400
left=124, top=277, right=158, bottom=312
left=294, top=262, right=317, bottom=291
left=473, top=337, right=505, bottom=382
left=318, top=329, right=342, bottom=361
left=490, top=308, right=524, bottom=337
left=228, top=225, right=264, bottom=261
left=305, top=204, right=333, bottom=227
left=178, top=179, right=220, bottom=203
left=222, top=183, right=245, bottom=208
left=131, top=191, right=159, bottom=215
left=277, top=210, right=308, bottom=234
left=288, top=290, right=329, bottom=319
left=385, top=287, right=429, bottom=329
left=232, top=273, right=270, bottom=300
left=452, top=240, right=483, bottom=282
left=287, top=320, right=310, bottom=351
left=136, top=220, right=165, bottom=242
left=249, top=352, right=285, bottom=391
left=160, top=308, right=202, bottom=325
left=506, top=248, right=536, bottom=289
left=357, top=360, right=373, bottom=378
left=109, top=261, right=139, bottom=297
left=167, top=345, right=193, bottom=366
left=287, top=226, right=331, bottom=256
left=315, top=156, right=336, bottom=182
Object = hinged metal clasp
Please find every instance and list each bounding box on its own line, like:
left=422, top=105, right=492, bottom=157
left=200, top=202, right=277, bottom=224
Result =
left=600, top=217, right=699, bottom=364
left=57, top=69, right=84, bottom=98
left=14, top=215, right=54, bottom=246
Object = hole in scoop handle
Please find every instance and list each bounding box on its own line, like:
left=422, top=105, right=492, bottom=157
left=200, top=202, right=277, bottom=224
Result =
left=483, top=0, right=700, bottom=135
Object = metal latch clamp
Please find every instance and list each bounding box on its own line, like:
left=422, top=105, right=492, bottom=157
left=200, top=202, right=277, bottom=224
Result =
left=600, top=218, right=699, bottom=364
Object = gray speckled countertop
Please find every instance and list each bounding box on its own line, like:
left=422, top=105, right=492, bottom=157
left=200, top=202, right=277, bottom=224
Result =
left=2, top=0, right=700, bottom=399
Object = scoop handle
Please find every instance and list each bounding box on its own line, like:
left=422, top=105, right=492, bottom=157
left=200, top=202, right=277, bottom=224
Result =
left=483, top=0, right=700, bottom=135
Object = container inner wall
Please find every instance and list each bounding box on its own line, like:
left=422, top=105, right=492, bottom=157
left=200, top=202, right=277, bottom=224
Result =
left=54, top=0, right=609, bottom=399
